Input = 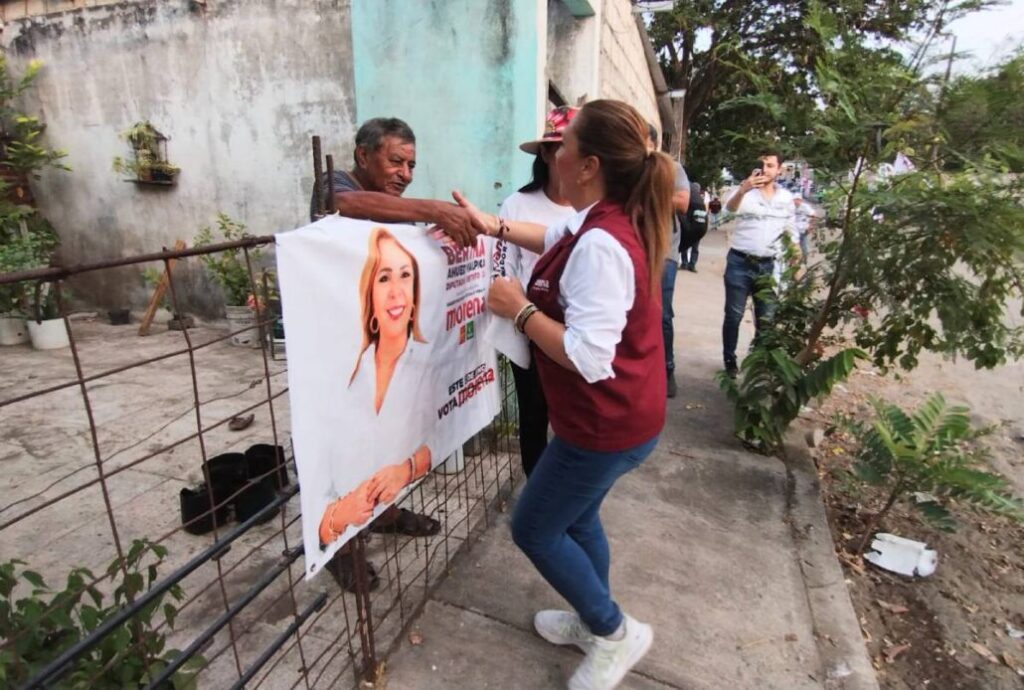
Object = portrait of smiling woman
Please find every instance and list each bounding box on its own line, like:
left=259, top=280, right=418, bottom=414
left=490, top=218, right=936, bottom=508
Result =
left=318, top=228, right=435, bottom=550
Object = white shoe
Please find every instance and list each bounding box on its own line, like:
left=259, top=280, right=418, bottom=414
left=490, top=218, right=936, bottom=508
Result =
left=534, top=610, right=595, bottom=653
left=568, top=614, right=653, bottom=690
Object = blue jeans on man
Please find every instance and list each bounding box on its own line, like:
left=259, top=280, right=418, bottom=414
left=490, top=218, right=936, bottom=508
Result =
left=722, top=249, right=775, bottom=372
left=661, top=258, right=678, bottom=377
left=511, top=435, right=658, bottom=636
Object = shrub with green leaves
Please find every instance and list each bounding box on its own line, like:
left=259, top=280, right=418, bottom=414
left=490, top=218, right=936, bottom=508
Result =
left=194, top=213, right=260, bottom=307
left=718, top=346, right=865, bottom=454
left=715, top=2, right=1024, bottom=453
left=844, top=393, right=1024, bottom=554
left=716, top=237, right=868, bottom=454
left=0, top=539, right=201, bottom=689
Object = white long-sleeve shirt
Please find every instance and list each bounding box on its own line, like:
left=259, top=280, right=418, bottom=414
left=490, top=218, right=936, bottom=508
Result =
left=730, top=186, right=798, bottom=257
left=542, top=203, right=634, bottom=384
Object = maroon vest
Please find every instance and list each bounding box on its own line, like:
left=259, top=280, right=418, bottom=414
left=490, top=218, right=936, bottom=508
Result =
left=527, top=200, right=665, bottom=452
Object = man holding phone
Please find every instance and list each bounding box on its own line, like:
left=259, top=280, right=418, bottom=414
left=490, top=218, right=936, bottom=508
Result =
left=721, top=150, right=799, bottom=377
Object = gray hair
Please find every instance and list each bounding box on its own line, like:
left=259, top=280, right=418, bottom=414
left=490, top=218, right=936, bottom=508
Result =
left=354, top=118, right=416, bottom=165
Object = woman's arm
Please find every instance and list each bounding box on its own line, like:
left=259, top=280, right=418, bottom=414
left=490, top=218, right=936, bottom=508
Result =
left=487, top=278, right=578, bottom=373
left=451, top=191, right=548, bottom=254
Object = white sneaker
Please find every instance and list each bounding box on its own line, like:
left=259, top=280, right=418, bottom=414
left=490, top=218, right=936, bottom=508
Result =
left=568, top=614, right=653, bottom=690
left=534, top=610, right=596, bottom=653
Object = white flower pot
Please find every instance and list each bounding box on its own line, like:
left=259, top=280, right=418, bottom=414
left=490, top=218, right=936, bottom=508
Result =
left=0, top=316, right=29, bottom=345
left=225, top=305, right=260, bottom=348
left=28, top=318, right=70, bottom=350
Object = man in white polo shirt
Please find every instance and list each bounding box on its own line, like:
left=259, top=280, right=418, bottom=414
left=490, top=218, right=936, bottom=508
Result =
left=722, top=150, right=799, bottom=377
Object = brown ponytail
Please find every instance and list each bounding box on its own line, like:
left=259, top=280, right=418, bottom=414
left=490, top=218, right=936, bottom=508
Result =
left=574, top=100, right=674, bottom=290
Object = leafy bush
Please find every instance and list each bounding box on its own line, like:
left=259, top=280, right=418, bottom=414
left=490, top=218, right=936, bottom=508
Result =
left=718, top=346, right=865, bottom=454
left=716, top=237, right=868, bottom=454
left=843, top=393, right=1024, bottom=554
left=194, top=213, right=260, bottom=307
left=0, top=539, right=200, bottom=689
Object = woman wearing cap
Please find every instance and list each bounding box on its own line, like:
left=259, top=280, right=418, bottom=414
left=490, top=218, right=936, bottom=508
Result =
left=498, top=105, right=579, bottom=477
left=453, top=99, right=673, bottom=690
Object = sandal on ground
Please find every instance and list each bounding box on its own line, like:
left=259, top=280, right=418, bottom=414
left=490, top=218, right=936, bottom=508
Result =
left=325, top=551, right=380, bottom=594
left=368, top=508, right=441, bottom=537
left=228, top=413, right=255, bottom=431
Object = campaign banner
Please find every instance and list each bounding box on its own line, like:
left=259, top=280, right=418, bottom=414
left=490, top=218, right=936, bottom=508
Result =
left=275, top=217, right=500, bottom=580
left=481, top=236, right=531, bottom=368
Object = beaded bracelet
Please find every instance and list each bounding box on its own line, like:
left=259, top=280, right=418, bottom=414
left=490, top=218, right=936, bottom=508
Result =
left=514, top=303, right=539, bottom=334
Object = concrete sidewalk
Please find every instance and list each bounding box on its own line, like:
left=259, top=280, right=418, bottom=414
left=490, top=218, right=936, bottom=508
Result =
left=381, top=230, right=877, bottom=690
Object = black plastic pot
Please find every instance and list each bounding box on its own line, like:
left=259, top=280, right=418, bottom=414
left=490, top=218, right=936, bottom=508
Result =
left=180, top=485, right=230, bottom=535
left=203, top=452, right=248, bottom=503
left=234, top=475, right=279, bottom=524
left=245, top=444, right=290, bottom=489
left=108, top=308, right=131, bottom=325
left=168, top=314, right=195, bottom=331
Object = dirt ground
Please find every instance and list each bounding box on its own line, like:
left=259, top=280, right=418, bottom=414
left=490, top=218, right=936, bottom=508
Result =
left=793, top=351, right=1024, bottom=689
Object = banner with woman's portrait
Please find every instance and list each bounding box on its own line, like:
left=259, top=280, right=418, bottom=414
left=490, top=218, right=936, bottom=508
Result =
left=276, top=216, right=500, bottom=579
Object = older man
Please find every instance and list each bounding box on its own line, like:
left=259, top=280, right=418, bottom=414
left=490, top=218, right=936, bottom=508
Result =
left=311, top=117, right=471, bottom=593
left=721, top=150, right=799, bottom=377
left=311, top=117, right=476, bottom=246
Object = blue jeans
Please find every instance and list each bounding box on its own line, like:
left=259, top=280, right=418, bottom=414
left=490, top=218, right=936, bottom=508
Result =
left=722, top=249, right=775, bottom=369
left=512, top=434, right=658, bottom=636
left=661, top=259, right=678, bottom=376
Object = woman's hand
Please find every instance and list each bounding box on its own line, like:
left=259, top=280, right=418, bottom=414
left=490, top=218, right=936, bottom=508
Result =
left=488, top=276, right=529, bottom=320
left=367, top=445, right=432, bottom=504
left=319, top=480, right=376, bottom=546
left=366, top=462, right=409, bottom=504
left=451, top=190, right=499, bottom=237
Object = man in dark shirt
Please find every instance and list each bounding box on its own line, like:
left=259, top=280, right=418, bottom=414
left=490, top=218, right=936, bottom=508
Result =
left=311, top=117, right=476, bottom=247
left=312, top=117, right=463, bottom=593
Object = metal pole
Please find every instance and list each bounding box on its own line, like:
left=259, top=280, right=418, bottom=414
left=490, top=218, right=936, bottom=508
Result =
left=325, top=154, right=336, bottom=214
left=312, top=135, right=324, bottom=217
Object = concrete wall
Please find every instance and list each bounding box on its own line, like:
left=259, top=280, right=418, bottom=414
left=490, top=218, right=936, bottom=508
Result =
left=1, top=0, right=660, bottom=311
left=547, top=0, right=600, bottom=107
left=547, top=0, right=661, bottom=133
left=597, top=0, right=659, bottom=128
left=1, top=0, right=356, bottom=312
left=350, top=0, right=545, bottom=216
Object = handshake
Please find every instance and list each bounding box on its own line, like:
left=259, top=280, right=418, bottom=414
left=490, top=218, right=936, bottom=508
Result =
left=318, top=445, right=432, bottom=546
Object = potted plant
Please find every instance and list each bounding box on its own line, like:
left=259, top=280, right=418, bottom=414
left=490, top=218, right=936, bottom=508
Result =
left=27, top=281, right=69, bottom=350
left=0, top=237, right=31, bottom=345
left=195, top=213, right=262, bottom=348
left=111, top=121, right=180, bottom=186
left=0, top=217, right=57, bottom=345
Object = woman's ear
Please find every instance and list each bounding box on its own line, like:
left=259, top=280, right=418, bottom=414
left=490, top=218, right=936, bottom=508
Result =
left=580, top=155, right=600, bottom=185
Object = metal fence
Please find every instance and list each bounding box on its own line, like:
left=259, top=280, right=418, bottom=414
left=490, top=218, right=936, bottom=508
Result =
left=0, top=234, right=522, bottom=688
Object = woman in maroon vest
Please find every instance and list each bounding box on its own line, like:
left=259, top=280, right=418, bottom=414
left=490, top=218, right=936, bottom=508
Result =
left=453, top=99, right=674, bottom=690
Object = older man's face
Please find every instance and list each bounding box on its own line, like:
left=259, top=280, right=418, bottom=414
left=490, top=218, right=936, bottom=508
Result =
left=357, top=136, right=416, bottom=196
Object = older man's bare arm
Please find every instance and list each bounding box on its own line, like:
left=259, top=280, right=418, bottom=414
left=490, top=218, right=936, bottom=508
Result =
left=332, top=191, right=478, bottom=247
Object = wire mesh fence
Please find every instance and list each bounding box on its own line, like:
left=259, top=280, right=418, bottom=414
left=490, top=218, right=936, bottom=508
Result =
left=0, top=235, right=522, bottom=689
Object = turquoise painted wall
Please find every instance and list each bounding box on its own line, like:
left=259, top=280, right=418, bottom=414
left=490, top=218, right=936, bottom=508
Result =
left=351, top=0, right=541, bottom=214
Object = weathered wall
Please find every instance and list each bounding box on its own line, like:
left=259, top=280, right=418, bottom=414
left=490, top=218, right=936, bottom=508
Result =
left=350, top=0, right=545, bottom=216
left=2, top=0, right=356, bottom=312
left=547, top=0, right=600, bottom=107
left=597, top=0, right=659, bottom=128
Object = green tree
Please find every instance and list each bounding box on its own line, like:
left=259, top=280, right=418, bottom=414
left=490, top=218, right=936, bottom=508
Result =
left=646, top=0, right=995, bottom=172
left=717, top=1, right=1024, bottom=451
left=939, top=48, right=1024, bottom=171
